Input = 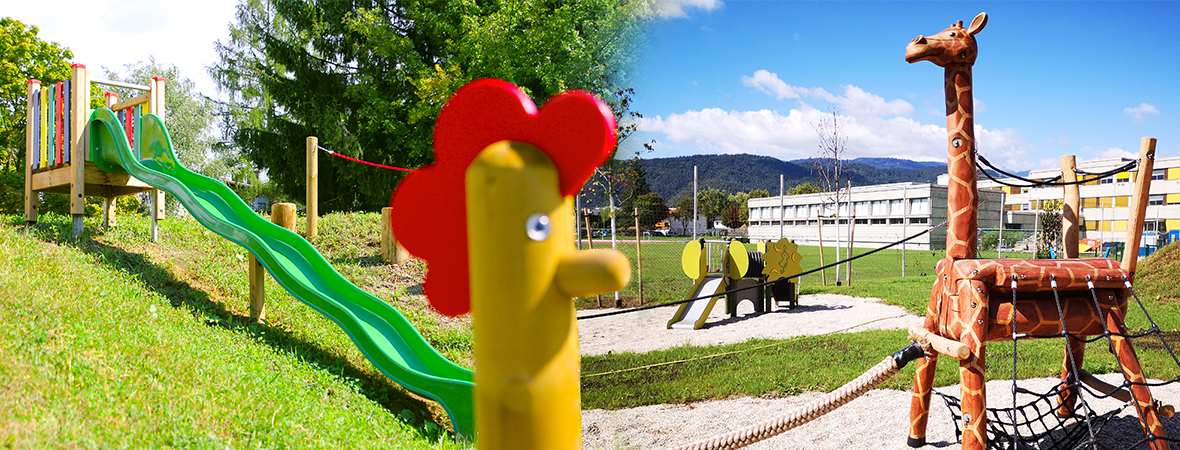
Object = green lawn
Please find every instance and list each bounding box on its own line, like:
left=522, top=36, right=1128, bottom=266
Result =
left=0, top=212, right=468, bottom=448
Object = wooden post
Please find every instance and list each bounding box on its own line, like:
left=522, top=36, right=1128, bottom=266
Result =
left=102, top=93, right=120, bottom=228
left=306, top=136, right=318, bottom=238
left=1061, top=155, right=1080, bottom=258
left=24, top=79, right=40, bottom=224
left=251, top=202, right=298, bottom=321
left=847, top=212, right=856, bottom=286
left=69, top=65, right=88, bottom=239
left=149, top=77, right=167, bottom=242
left=381, top=207, right=410, bottom=264
left=585, top=209, right=602, bottom=306
left=635, top=206, right=643, bottom=304
left=1122, top=138, right=1156, bottom=276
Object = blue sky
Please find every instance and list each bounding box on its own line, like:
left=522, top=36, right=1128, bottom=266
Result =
left=625, top=1, right=1180, bottom=171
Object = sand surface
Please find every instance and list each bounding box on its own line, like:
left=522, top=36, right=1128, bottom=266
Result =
left=577, top=294, right=1180, bottom=449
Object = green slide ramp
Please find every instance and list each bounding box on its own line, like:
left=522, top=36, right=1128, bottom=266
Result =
left=88, top=108, right=474, bottom=437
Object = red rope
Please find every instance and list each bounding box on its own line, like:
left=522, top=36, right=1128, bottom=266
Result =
left=319, top=146, right=419, bottom=173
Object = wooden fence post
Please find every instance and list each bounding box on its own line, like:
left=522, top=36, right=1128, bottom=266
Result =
left=148, top=76, right=167, bottom=242
left=381, top=207, right=410, bottom=264
left=102, top=93, right=119, bottom=228
left=635, top=207, right=643, bottom=304
left=306, top=136, right=318, bottom=238
left=250, top=202, right=297, bottom=321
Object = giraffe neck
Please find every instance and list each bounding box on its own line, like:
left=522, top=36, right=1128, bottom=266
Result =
left=944, top=64, right=977, bottom=260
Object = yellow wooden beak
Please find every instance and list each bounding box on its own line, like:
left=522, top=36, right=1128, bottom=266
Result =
left=555, top=249, right=630, bottom=298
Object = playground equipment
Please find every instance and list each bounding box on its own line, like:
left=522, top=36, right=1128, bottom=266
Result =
left=668, top=238, right=803, bottom=330
left=47, top=91, right=480, bottom=436
left=388, top=79, right=629, bottom=449
left=24, top=65, right=166, bottom=239
left=904, top=13, right=1171, bottom=449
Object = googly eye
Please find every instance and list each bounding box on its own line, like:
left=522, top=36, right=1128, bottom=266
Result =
left=952, top=138, right=963, bottom=148
left=526, top=213, right=551, bottom=241
left=949, top=32, right=957, bottom=37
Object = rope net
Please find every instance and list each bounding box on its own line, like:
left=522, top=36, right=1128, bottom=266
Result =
left=933, top=278, right=1180, bottom=450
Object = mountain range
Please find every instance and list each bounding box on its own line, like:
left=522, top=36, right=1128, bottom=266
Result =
left=633, top=154, right=949, bottom=204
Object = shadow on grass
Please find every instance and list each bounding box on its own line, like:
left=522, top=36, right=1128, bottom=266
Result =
left=701, top=302, right=853, bottom=328
left=11, top=216, right=452, bottom=441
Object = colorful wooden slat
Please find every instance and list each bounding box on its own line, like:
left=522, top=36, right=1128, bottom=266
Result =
left=47, top=84, right=55, bottom=165
left=39, top=88, right=47, bottom=168
left=63, top=80, right=70, bottom=164
left=55, top=81, right=64, bottom=165
left=124, top=107, right=133, bottom=148
left=133, top=104, right=141, bottom=157
left=31, top=90, right=39, bottom=169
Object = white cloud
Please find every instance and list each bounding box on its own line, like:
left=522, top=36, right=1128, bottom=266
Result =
left=741, top=70, right=913, bottom=117
left=637, top=106, right=1041, bottom=170
left=1123, top=103, right=1160, bottom=122
left=655, top=0, right=723, bottom=18
left=1087, top=146, right=1137, bottom=160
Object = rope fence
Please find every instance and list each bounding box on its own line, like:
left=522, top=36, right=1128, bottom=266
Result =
left=316, top=144, right=419, bottom=173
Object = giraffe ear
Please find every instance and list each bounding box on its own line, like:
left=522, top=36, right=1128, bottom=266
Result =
left=967, top=12, right=988, bottom=36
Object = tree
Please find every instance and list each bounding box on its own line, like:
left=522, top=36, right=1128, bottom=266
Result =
left=722, top=205, right=742, bottom=230
left=0, top=18, right=73, bottom=213
left=788, top=182, right=822, bottom=196
left=748, top=189, right=770, bottom=199
left=698, top=188, right=729, bottom=230
left=1037, top=200, right=1063, bottom=259
left=729, top=191, right=750, bottom=225
left=633, top=191, right=668, bottom=230
left=211, top=0, right=651, bottom=212
left=672, top=195, right=694, bottom=220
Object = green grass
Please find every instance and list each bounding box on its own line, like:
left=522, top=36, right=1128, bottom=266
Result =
left=0, top=212, right=470, bottom=448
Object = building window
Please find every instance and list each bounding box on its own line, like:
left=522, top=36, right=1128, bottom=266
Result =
left=1100, top=177, right=1114, bottom=184
left=871, top=200, right=887, bottom=216
left=855, top=201, right=870, bottom=216
left=1149, top=194, right=1164, bottom=206
left=822, top=219, right=835, bottom=225
left=1115, top=196, right=1129, bottom=207
left=909, top=217, right=929, bottom=224
left=1004, top=223, right=1022, bottom=230
left=890, top=199, right=905, bottom=215
left=854, top=218, right=868, bottom=225
left=1021, top=203, right=1030, bottom=211
left=889, top=218, right=904, bottom=224
left=910, top=198, right=929, bottom=215
left=870, top=218, right=887, bottom=225
left=1153, top=169, right=1166, bottom=181
left=1082, top=198, right=1097, bottom=208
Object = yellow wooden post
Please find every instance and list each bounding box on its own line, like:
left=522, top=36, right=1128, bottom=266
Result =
left=380, top=207, right=410, bottom=264
left=1122, top=138, right=1156, bottom=276
left=306, top=136, right=318, bottom=238
left=466, top=141, right=628, bottom=450
left=69, top=64, right=88, bottom=238
left=148, top=77, right=167, bottom=242
left=24, top=79, right=40, bottom=224
left=103, top=92, right=120, bottom=228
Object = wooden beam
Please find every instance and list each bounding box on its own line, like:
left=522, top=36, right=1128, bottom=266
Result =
left=110, top=93, right=149, bottom=112
left=1122, top=137, right=1156, bottom=276
left=69, top=64, right=88, bottom=238
left=909, top=325, right=970, bottom=360
left=1060, top=155, right=1080, bottom=258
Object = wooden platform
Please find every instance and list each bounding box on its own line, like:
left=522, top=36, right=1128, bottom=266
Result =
left=31, top=162, right=154, bottom=198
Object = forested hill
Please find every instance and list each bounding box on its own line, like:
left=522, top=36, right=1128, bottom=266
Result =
left=636, top=154, right=947, bottom=203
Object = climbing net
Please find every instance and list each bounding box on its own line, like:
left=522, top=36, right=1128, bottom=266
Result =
left=935, top=276, right=1180, bottom=449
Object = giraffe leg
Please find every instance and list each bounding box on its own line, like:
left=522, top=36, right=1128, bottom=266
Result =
left=1106, top=308, right=1170, bottom=450
left=909, top=280, right=943, bottom=447
left=959, top=280, right=989, bottom=450
left=909, top=350, right=939, bottom=447
left=1055, top=336, right=1087, bottom=417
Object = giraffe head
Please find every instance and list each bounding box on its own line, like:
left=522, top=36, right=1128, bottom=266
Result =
left=906, top=12, right=988, bottom=67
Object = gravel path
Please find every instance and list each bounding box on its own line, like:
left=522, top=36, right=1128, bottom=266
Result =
left=577, top=294, right=1180, bottom=449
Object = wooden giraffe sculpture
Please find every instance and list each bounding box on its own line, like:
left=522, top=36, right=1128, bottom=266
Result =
left=904, top=13, right=1170, bottom=450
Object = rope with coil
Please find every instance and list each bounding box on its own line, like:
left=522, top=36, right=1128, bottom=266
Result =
left=668, top=343, right=926, bottom=450
left=316, top=144, right=419, bottom=173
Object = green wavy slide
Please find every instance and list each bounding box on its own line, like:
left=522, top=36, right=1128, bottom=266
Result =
left=89, top=108, right=475, bottom=437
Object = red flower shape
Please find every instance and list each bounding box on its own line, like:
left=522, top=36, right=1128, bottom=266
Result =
left=389, top=79, right=617, bottom=316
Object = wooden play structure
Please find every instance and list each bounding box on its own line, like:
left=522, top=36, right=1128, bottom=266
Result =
left=667, top=238, right=803, bottom=330
left=904, top=13, right=1171, bottom=449
left=24, top=64, right=167, bottom=239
